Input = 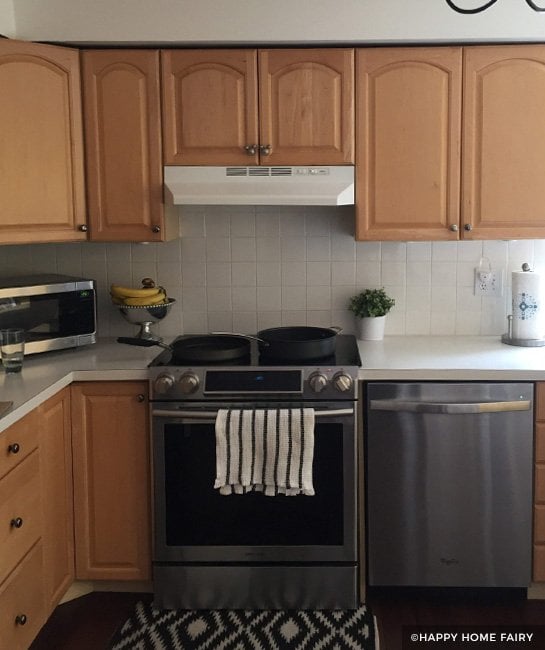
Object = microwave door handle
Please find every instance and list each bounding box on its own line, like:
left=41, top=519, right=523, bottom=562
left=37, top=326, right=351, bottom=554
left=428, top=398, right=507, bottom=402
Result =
left=369, top=399, right=531, bottom=414
left=152, top=407, right=354, bottom=420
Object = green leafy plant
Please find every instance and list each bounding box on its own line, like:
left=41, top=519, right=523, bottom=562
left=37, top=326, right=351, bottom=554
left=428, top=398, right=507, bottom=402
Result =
left=348, top=288, right=395, bottom=318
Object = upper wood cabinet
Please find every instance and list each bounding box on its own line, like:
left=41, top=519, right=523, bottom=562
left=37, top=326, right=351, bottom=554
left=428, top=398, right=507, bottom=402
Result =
left=162, top=48, right=354, bottom=166
left=0, top=39, right=87, bottom=244
left=463, top=45, right=545, bottom=239
left=82, top=49, right=174, bottom=242
left=71, top=381, right=151, bottom=581
left=355, top=47, right=462, bottom=241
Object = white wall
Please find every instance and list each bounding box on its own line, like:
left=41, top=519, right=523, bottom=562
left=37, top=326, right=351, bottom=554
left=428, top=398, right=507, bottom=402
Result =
left=0, top=0, right=15, bottom=37
left=11, top=0, right=545, bottom=44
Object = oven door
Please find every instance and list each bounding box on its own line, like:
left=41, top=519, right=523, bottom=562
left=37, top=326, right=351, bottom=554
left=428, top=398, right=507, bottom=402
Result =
left=152, top=401, right=357, bottom=563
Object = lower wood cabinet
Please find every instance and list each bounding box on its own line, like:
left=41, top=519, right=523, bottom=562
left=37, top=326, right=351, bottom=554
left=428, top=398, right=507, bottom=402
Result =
left=71, top=381, right=152, bottom=581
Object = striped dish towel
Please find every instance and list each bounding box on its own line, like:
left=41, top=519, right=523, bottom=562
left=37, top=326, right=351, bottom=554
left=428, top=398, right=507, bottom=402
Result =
left=214, top=408, right=315, bottom=496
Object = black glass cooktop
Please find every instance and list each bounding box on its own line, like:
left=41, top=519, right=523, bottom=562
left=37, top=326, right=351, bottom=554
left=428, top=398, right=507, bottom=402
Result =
left=149, top=334, right=361, bottom=368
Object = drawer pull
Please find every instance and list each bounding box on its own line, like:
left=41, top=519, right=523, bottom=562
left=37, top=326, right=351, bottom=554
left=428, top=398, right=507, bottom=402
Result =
left=15, top=614, right=27, bottom=626
left=8, top=443, right=20, bottom=454
left=10, top=517, right=23, bottom=529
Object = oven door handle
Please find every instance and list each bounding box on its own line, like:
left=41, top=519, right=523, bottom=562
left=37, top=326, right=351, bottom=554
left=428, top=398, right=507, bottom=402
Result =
left=152, top=407, right=354, bottom=420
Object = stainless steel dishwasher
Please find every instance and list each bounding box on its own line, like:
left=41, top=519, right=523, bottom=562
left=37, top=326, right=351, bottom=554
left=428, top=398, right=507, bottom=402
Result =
left=366, top=382, right=533, bottom=588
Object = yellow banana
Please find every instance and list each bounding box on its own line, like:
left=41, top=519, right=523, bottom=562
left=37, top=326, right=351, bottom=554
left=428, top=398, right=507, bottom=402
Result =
left=110, top=284, right=161, bottom=299
left=123, top=291, right=167, bottom=307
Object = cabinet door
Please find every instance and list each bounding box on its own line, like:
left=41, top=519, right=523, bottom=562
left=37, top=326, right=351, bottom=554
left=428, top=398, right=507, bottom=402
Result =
left=259, top=49, right=354, bottom=165
left=0, top=39, right=86, bottom=244
left=355, top=47, right=462, bottom=241
left=39, top=388, right=74, bottom=611
left=463, top=45, right=545, bottom=239
left=82, top=50, right=167, bottom=242
left=162, top=49, right=259, bottom=165
left=71, top=382, right=151, bottom=581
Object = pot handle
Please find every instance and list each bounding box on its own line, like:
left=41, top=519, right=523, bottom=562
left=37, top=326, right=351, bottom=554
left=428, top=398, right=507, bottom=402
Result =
left=209, top=331, right=268, bottom=345
left=330, top=326, right=343, bottom=334
left=117, top=337, right=170, bottom=350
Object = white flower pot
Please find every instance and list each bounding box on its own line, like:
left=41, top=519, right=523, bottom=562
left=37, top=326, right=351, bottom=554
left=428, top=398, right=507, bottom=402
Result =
left=357, top=315, right=386, bottom=341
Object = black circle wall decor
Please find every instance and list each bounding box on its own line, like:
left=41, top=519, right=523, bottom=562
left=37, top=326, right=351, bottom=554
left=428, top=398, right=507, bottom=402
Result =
left=446, top=0, right=545, bottom=12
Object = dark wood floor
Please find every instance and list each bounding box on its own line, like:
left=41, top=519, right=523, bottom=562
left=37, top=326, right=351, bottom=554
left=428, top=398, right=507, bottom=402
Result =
left=30, top=590, right=545, bottom=650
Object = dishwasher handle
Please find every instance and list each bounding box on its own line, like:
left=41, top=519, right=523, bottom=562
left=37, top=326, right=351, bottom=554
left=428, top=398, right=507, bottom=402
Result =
left=369, top=399, right=532, bottom=414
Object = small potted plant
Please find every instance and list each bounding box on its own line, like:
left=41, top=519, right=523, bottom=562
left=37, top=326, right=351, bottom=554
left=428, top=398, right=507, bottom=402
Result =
left=348, top=288, right=395, bottom=341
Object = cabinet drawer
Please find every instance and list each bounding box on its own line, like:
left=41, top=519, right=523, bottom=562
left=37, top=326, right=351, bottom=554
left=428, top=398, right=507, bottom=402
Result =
left=536, top=383, right=545, bottom=421
left=0, top=450, right=42, bottom=584
left=534, top=544, right=545, bottom=582
left=0, top=410, right=39, bottom=481
left=536, top=465, right=545, bottom=505
left=537, top=423, right=545, bottom=464
left=535, top=505, right=545, bottom=544
left=0, top=541, right=46, bottom=650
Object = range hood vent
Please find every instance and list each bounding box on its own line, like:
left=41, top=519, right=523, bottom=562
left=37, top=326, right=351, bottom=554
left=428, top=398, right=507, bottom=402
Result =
left=164, top=166, right=354, bottom=206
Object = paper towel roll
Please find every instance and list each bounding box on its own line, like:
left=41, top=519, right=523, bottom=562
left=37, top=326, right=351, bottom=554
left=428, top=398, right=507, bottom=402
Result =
left=512, top=269, right=545, bottom=340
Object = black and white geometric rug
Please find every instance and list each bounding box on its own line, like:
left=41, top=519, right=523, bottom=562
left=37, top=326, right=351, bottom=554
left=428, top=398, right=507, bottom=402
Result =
left=109, top=600, right=377, bottom=649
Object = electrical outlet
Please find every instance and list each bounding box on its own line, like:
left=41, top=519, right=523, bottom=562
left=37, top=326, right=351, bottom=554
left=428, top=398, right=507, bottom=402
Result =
left=474, top=268, right=504, bottom=296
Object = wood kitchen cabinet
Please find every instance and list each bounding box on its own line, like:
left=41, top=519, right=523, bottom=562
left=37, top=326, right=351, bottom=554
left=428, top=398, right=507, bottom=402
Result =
left=161, top=48, right=354, bottom=166
left=355, top=47, right=462, bottom=241
left=534, top=383, right=545, bottom=581
left=0, top=39, right=87, bottom=244
left=462, top=45, right=545, bottom=239
left=38, top=388, right=74, bottom=612
left=71, top=381, right=151, bottom=581
left=82, top=50, right=175, bottom=242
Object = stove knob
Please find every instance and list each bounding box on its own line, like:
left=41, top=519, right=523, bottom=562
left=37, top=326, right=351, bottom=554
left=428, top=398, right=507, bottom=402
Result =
left=178, top=372, right=200, bottom=394
left=308, top=372, right=328, bottom=393
left=154, top=373, right=175, bottom=394
left=332, top=372, right=353, bottom=393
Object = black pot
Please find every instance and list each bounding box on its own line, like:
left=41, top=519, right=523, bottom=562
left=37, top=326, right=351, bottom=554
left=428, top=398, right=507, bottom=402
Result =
left=257, top=326, right=342, bottom=361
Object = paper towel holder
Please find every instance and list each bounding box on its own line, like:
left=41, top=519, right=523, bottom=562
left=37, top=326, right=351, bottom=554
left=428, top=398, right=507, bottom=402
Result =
left=501, top=263, right=545, bottom=346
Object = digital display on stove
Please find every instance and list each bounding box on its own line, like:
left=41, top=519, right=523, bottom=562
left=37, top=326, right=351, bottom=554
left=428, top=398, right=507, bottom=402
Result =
left=205, top=370, right=302, bottom=393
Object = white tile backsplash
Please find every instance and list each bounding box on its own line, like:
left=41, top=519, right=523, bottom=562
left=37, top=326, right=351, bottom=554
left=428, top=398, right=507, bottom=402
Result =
left=5, top=205, right=542, bottom=337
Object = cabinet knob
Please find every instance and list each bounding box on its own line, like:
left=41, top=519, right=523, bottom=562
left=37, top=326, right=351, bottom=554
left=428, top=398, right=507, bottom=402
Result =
left=260, top=144, right=272, bottom=156
left=15, top=614, right=27, bottom=626
left=8, top=442, right=20, bottom=454
left=137, top=394, right=145, bottom=403
left=10, top=517, right=23, bottom=529
left=464, top=223, right=473, bottom=232
left=244, top=144, right=258, bottom=155
left=449, top=224, right=459, bottom=232
left=78, top=224, right=88, bottom=232
left=151, top=225, right=161, bottom=234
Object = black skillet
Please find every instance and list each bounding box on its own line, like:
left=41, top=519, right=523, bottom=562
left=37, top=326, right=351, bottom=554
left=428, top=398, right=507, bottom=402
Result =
left=117, top=334, right=251, bottom=363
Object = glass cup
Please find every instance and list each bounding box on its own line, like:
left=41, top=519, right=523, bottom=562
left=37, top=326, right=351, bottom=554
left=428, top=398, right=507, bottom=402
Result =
left=0, top=328, right=25, bottom=373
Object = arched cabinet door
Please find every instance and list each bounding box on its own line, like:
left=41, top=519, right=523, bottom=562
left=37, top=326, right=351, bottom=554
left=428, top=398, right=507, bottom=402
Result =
left=82, top=50, right=167, bottom=241
left=161, top=49, right=259, bottom=165
left=463, top=45, right=545, bottom=239
left=356, top=47, right=462, bottom=241
left=258, top=49, right=354, bottom=165
left=0, top=39, right=86, bottom=243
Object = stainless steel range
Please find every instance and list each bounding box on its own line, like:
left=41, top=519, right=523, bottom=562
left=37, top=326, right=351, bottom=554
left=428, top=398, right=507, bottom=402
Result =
left=148, top=333, right=361, bottom=610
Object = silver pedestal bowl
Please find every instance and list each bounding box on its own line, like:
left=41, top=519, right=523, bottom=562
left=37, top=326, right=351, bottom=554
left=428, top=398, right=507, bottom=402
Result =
left=118, top=298, right=175, bottom=341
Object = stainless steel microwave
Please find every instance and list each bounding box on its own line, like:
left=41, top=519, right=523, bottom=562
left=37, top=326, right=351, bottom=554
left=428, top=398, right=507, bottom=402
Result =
left=0, top=274, right=96, bottom=355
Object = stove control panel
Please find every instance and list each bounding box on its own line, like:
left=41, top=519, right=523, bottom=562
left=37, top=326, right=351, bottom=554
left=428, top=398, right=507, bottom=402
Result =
left=150, top=366, right=358, bottom=400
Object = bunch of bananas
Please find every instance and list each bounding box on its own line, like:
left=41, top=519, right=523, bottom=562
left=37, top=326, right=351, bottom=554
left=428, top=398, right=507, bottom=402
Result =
left=110, top=278, right=168, bottom=307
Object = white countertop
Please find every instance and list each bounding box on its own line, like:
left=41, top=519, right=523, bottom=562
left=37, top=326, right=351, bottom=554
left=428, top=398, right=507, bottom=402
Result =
left=1, top=335, right=545, bottom=433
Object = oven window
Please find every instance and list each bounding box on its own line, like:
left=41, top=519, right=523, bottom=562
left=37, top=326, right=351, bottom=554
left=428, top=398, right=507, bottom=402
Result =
left=162, top=421, right=345, bottom=546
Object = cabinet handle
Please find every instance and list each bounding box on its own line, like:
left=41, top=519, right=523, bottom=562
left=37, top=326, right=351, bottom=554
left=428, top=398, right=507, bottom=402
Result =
left=15, top=614, right=27, bottom=626
left=244, top=144, right=258, bottom=155
left=151, top=225, right=161, bottom=234
left=137, top=394, right=145, bottom=403
left=78, top=224, right=88, bottom=232
left=464, top=223, right=473, bottom=231
left=260, top=144, right=272, bottom=156
left=8, top=442, right=20, bottom=454
left=10, top=517, right=23, bottom=529
left=449, top=224, right=459, bottom=232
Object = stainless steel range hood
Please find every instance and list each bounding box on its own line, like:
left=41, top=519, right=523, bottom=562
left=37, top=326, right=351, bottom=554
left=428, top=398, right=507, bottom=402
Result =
left=163, top=166, right=354, bottom=206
